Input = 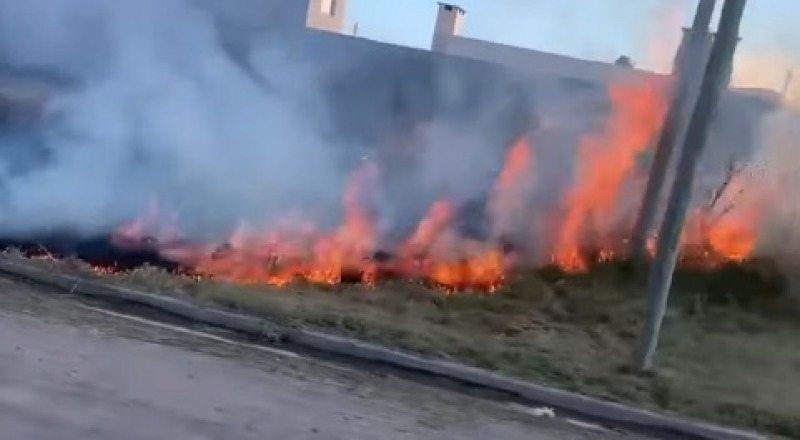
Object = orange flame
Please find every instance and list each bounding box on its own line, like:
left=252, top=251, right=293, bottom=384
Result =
left=107, top=73, right=768, bottom=293
left=398, top=200, right=506, bottom=293
left=490, top=137, right=535, bottom=238
left=112, top=197, right=179, bottom=250
left=707, top=219, right=757, bottom=262
left=111, top=137, right=541, bottom=293
left=552, top=81, right=668, bottom=271
left=184, top=161, right=381, bottom=287
left=701, top=173, right=764, bottom=263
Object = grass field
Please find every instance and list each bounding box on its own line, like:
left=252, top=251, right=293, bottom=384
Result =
left=10, top=251, right=800, bottom=438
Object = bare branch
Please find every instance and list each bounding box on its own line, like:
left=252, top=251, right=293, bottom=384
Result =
left=707, top=156, right=747, bottom=211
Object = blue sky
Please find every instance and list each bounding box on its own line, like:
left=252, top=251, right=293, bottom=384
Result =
left=346, top=0, right=799, bottom=90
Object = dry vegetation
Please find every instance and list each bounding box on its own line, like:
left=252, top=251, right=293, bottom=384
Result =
left=8, top=251, right=800, bottom=437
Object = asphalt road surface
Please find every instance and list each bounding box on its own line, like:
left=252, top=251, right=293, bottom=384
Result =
left=0, top=276, right=651, bottom=440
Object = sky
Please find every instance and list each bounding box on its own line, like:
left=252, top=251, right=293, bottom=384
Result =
left=346, top=0, right=800, bottom=92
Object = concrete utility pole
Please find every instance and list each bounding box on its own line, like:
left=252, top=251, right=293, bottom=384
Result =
left=630, top=0, right=717, bottom=259
left=637, top=0, right=747, bottom=371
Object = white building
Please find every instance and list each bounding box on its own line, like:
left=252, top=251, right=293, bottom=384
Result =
left=305, top=0, right=348, bottom=34
left=428, top=2, right=678, bottom=86
left=300, top=0, right=721, bottom=90
left=426, top=2, right=761, bottom=94
left=304, top=0, right=653, bottom=85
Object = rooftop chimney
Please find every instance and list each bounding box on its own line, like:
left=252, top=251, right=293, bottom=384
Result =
left=431, top=3, right=466, bottom=52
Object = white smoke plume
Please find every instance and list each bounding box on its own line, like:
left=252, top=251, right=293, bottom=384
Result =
left=0, top=0, right=345, bottom=239
left=0, top=0, right=774, bottom=265
left=747, top=106, right=800, bottom=258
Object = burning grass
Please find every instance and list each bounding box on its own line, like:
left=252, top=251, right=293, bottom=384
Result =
left=10, top=250, right=800, bottom=437
left=2, top=77, right=784, bottom=431
left=0, top=57, right=793, bottom=436
left=95, top=79, right=761, bottom=294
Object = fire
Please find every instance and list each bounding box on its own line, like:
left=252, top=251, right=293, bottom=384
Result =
left=707, top=220, right=757, bottom=262
left=427, top=246, right=505, bottom=293
left=693, top=172, right=764, bottom=263
left=552, top=81, right=668, bottom=271
left=401, top=201, right=507, bottom=293
left=490, top=137, right=535, bottom=238
left=184, top=161, right=381, bottom=287
left=400, top=200, right=454, bottom=258
left=110, top=140, right=537, bottom=292
left=112, top=197, right=179, bottom=249
left=103, top=82, right=768, bottom=291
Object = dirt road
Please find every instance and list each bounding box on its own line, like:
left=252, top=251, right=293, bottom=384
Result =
left=0, top=276, right=649, bottom=440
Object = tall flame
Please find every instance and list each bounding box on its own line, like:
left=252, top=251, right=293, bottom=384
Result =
left=490, top=137, right=535, bottom=238
left=111, top=140, right=540, bottom=293
left=702, top=173, right=765, bottom=262
left=552, top=81, right=668, bottom=271
left=107, top=73, right=770, bottom=293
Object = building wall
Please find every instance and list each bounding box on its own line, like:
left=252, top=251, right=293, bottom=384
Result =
left=289, top=32, right=550, bottom=160
left=436, top=35, right=664, bottom=86
left=213, top=0, right=774, bottom=181
left=421, top=4, right=778, bottom=191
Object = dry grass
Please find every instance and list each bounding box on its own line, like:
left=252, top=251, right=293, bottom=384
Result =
left=10, top=251, right=800, bottom=437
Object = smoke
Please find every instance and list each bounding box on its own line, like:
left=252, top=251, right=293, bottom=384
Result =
left=641, top=0, right=690, bottom=73
left=746, top=106, right=800, bottom=258
left=734, top=51, right=799, bottom=108
left=0, top=0, right=345, bottom=239
left=0, top=0, right=770, bottom=267
left=0, top=0, right=568, bottom=247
